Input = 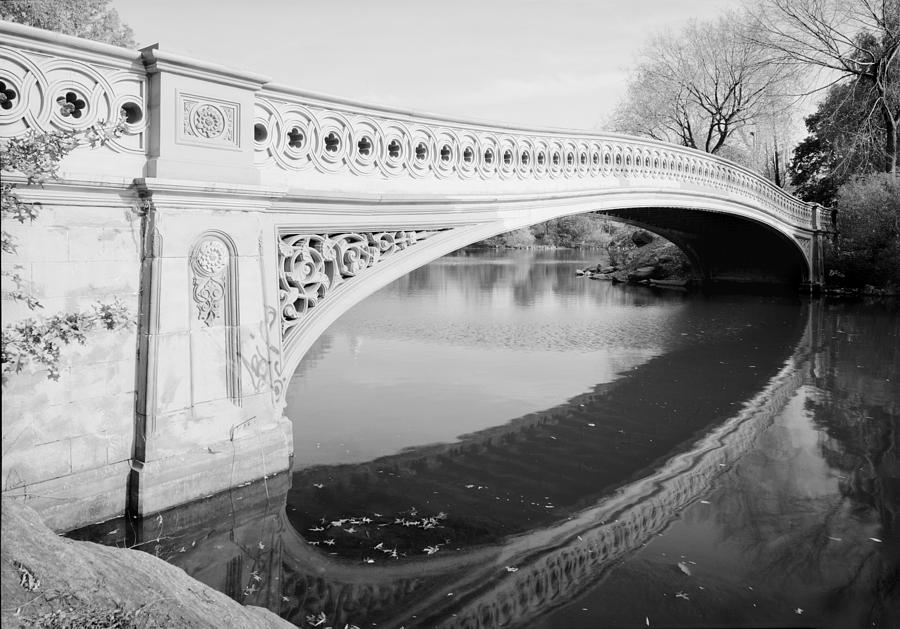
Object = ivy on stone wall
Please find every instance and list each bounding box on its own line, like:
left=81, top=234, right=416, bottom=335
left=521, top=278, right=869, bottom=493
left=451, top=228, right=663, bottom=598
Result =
left=1, top=119, right=133, bottom=384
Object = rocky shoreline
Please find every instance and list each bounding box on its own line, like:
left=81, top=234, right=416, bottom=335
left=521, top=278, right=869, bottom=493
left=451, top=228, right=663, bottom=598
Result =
left=577, top=229, right=693, bottom=289
left=1, top=499, right=293, bottom=629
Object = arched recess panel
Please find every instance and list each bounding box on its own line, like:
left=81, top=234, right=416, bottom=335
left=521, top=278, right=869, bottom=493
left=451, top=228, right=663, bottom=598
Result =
left=189, top=231, right=242, bottom=405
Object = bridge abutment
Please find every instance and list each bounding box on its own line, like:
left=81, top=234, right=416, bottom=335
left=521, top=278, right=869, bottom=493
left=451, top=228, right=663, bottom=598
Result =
left=128, top=183, right=293, bottom=517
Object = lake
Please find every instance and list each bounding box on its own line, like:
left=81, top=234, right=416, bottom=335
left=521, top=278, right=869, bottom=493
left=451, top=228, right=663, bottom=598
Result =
left=71, top=249, right=899, bottom=629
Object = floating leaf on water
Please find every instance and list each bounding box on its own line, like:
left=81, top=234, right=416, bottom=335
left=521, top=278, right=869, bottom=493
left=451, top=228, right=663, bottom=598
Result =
left=869, top=537, right=883, bottom=543
left=677, top=562, right=691, bottom=576
left=505, top=566, right=519, bottom=572
left=827, top=536, right=842, bottom=541
left=645, top=617, right=650, bottom=627
left=795, top=608, right=804, bottom=614
left=675, top=591, right=690, bottom=601
left=699, top=500, right=711, bottom=504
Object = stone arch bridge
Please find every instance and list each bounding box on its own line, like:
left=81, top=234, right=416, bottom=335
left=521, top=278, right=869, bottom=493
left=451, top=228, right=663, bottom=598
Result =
left=0, top=22, right=833, bottom=529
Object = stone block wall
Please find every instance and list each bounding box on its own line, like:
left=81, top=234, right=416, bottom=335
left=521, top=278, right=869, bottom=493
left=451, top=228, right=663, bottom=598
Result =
left=1, top=195, right=142, bottom=531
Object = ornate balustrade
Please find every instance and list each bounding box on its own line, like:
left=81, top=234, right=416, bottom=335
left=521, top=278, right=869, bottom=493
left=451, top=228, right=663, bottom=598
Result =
left=0, top=20, right=824, bottom=236
left=255, top=83, right=817, bottom=230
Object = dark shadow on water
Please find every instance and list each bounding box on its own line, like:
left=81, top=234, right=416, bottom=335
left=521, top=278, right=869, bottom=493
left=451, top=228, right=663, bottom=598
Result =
left=68, top=293, right=900, bottom=629
left=285, top=297, right=808, bottom=556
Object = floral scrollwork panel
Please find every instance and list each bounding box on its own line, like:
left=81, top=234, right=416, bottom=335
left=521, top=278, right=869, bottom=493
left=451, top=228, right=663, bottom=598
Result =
left=279, top=230, right=440, bottom=333
left=192, top=238, right=230, bottom=326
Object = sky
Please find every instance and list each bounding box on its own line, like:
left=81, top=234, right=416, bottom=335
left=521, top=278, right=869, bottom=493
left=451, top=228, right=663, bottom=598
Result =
left=112, top=0, right=747, bottom=131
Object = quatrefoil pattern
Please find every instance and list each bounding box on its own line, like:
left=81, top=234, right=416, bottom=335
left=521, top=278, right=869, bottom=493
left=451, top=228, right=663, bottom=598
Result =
left=0, top=79, right=16, bottom=110
left=253, top=94, right=813, bottom=229
left=57, top=91, right=87, bottom=118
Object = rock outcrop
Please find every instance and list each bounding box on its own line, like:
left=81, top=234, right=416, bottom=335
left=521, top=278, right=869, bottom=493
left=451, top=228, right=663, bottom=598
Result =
left=582, top=229, right=692, bottom=287
left=1, top=499, right=294, bottom=629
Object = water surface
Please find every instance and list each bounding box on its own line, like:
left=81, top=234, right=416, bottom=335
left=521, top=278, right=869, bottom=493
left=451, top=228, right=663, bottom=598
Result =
left=70, top=249, right=899, bottom=628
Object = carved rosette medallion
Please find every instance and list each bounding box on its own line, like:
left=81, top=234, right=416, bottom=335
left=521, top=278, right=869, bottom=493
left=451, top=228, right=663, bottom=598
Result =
left=192, top=238, right=229, bottom=325
left=278, top=230, right=442, bottom=336
left=192, top=104, right=225, bottom=138
left=179, top=93, right=238, bottom=147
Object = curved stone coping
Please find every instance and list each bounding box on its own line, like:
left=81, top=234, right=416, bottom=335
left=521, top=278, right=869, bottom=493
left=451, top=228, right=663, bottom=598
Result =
left=276, top=329, right=811, bottom=627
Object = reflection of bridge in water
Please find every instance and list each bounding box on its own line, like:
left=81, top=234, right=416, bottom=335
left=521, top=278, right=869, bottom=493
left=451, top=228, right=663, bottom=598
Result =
left=1, top=23, right=837, bottom=527
left=71, top=299, right=824, bottom=628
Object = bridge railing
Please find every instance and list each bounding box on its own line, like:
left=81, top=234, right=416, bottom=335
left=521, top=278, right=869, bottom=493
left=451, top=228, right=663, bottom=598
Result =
left=0, top=22, right=149, bottom=179
left=256, top=82, right=816, bottom=230
left=0, top=21, right=821, bottom=233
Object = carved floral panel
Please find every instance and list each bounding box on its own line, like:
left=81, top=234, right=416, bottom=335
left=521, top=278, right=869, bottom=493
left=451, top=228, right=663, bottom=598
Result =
left=179, top=93, right=238, bottom=149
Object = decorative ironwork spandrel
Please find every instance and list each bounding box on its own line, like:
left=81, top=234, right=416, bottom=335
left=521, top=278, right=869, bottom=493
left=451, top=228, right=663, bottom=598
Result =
left=278, top=230, right=439, bottom=333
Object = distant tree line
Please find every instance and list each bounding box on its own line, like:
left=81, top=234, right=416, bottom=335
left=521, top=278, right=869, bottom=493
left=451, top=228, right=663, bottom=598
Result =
left=611, top=0, right=898, bottom=289
left=479, top=214, right=621, bottom=249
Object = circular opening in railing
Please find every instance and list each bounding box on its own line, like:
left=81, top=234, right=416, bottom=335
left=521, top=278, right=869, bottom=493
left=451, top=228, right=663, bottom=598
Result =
left=615, top=154, right=622, bottom=166
left=625, top=155, right=632, bottom=166
left=604, top=154, right=611, bottom=165
left=415, top=142, right=428, bottom=161
left=662, top=160, right=668, bottom=169
left=537, top=152, right=546, bottom=166
left=0, top=80, right=17, bottom=110
left=484, top=148, right=494, bottom=164
left=57, top=91, right=86, bottom=119
left=440, top=144, right=452, bottom=162
left=592, top=153, right=600, bottom=166
left=503, top=150, right=513, bottom=165
left=521, top=152, right=530, bottom=165
left=635, top=156, right=642, bottom=167
left=288, top=127, right=305, bottom=149
left=388, top=139, right=402, bottom=159
left=120, top=101, right=143, bottom=124
left=580, top=152, right=587, bottom=166
left=552, top=152, right=560, bottom=166
left=254, top=123, right=268, bottom=143
left=654, top=159, right=660, bottom=168
left=357, top=136, right=373, bottom=156
left=324, top=131, right=341, bottom=153
left=463, top=147, right=474, bottom=163
left=566, top=152, right=574, bottom=166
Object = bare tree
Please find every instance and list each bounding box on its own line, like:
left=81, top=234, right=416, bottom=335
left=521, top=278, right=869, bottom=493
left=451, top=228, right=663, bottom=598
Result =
left=751, top=0, right=899, bottom=176
left=611, top=15, right=789, bottom=156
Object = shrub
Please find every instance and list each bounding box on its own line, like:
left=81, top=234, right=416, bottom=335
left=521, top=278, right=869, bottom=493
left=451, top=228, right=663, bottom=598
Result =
left=1, top=121, right=133, bottom=384
left=828, top=174, right=900, bottom=288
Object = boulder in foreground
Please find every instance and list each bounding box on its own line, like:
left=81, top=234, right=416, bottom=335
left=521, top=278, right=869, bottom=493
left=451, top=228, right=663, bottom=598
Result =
left=1, top=499, right=293, bottom=629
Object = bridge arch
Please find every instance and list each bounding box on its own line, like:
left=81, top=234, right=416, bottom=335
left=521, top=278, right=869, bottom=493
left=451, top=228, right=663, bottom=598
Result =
left=276, top=193, right=813, bottom=388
